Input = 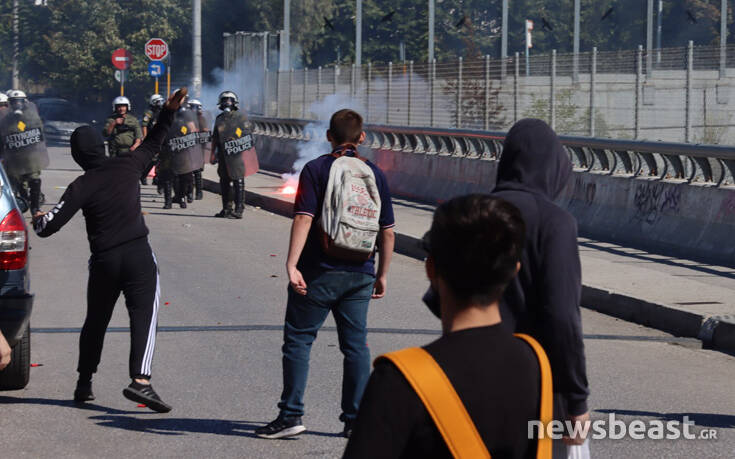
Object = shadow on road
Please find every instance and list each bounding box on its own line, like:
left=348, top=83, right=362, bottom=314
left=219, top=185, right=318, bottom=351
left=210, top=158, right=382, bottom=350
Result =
left=0, top=395, right=144, bottom=415
left=88, top=415, right=343, bottom=438
left=596, top=409, right=735, bottom=429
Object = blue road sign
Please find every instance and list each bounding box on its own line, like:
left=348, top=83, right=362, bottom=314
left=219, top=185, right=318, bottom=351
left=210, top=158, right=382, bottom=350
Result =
left=148, top=61, right=165, bottom=78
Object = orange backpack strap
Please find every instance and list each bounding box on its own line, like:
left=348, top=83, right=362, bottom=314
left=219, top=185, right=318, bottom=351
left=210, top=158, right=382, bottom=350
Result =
left=376, top=348, right=491, bottom=459
left=514, top=333, right=554, bottom=459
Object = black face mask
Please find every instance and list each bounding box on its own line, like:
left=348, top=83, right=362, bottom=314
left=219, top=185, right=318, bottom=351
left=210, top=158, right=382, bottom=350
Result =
left=422, top=284, right=441, bottom=319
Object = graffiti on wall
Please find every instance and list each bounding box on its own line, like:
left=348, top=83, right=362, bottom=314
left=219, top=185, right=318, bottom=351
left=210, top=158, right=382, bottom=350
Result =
left=571, top=176, right=597, bottom=205
left=633, top=182, right=681, bottom=225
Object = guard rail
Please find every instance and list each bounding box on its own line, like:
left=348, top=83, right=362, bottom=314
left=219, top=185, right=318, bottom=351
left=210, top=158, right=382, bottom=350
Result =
left=250, top=116, right=735, bottom=187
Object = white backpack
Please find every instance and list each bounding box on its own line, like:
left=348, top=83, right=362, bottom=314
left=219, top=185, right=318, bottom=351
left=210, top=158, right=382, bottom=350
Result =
left=319, top=152, right=382, bottom=262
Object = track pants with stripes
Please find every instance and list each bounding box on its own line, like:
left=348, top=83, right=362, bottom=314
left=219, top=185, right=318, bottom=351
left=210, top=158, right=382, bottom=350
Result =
left=78, top=237, right=160, bottom=380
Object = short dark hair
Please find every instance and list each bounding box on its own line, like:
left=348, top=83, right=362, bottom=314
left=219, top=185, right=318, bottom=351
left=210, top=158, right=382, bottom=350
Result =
left=425, top=194, right=525, bottom=306
left=329, top=109, right=363, bottom=145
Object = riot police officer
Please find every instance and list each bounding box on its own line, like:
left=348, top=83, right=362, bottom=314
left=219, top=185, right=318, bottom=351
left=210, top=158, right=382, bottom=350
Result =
left=211, top=91, right=252, bottom=219
left=104, top=96, right=142, bottom=156
left=140, top=94, right=164, bottom=185
left=0, top=90, right=50, bottom=214
left=161, top=96, right=200, bottom=209
left=188, top=98, right=211, bottom=201
left=142, top=94, right=164, bottom=138
left=0, top=93, right=8, bottom=112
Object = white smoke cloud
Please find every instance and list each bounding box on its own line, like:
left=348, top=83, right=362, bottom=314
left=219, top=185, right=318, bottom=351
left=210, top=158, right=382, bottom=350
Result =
left=281, top=92, right=367, bottom=186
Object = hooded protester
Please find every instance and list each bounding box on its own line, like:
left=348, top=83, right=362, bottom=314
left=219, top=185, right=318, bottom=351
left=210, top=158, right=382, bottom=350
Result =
left=491, top=118, right=590, bottom=452
left=32, top=88, right=189, bottom=414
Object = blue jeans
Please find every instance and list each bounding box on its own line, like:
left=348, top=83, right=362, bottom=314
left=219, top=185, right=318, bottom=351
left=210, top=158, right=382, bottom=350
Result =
left=278, top=270, right=374, bottom=421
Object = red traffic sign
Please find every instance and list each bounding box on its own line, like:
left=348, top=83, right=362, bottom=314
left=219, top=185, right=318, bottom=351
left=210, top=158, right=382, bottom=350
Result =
left=111, top=48, right=132, bottom=70
left=145, top=38, right=169, bottom=61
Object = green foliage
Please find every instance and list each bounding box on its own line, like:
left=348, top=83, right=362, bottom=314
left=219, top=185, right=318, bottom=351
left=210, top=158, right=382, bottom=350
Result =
left=0, top=0, right=730, bottom=103
left=523, top=88, right=612, bottom=136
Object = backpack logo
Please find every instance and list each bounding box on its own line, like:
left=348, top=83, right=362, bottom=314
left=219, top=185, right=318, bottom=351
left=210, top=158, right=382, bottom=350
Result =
left=320, top=154, right=381, bottom=262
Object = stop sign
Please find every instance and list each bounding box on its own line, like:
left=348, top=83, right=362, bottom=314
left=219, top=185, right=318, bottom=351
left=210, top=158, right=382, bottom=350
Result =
left=111, top=48, right=132, bottom=70
left=145, top=38, right=169, bottom=61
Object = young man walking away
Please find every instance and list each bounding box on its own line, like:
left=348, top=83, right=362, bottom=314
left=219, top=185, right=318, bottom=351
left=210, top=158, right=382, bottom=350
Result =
left=256, top=109, right=395, bottom=439
left=492, top=118, right=590, bottom=452
left=344, top=194, right=542, bottom=458
left=32, top=88, right=189, bottom=413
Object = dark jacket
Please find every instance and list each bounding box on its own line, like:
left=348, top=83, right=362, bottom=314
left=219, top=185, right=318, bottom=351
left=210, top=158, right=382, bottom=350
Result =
left=491, top=118, right=589, bottom=416
left=34, top=109, right=174, bottom=253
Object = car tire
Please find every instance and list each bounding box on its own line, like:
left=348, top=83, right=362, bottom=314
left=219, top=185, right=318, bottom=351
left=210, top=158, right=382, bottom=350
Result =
left=0, top=323, right=31, bottom=390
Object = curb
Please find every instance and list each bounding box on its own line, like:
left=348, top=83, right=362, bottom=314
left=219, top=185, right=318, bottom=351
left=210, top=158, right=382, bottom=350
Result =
left=204, top=178, right=735, bottom=354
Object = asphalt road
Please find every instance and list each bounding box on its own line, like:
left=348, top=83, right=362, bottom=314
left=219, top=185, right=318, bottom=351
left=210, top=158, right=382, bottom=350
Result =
left=1, top=147, right=734, bottom=458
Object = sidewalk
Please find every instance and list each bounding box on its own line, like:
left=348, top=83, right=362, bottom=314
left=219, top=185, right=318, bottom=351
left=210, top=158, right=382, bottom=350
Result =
left=203, top=166, right=735, bottom=353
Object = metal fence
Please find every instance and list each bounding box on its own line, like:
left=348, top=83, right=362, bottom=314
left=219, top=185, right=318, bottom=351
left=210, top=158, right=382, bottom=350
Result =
left=258, top=43, right=735, bottom=145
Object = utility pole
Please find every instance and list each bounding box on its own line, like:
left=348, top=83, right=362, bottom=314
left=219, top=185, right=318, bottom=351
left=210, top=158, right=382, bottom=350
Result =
left=281, top=0, right=290, bottom=70
left=192, top=0, right=202, bottom=97
left=656, top=0, right=663, bottom=65
left=721, top=0, right=728, bottom=78
left=356, top=0, right=362, bottom=67
left=646, top=0, right=653, bottom=75
left=428, top=0, right=435, bottom=63
left=12, top=0, right=19, bottom=89
left=573, top=0, right=580, bottom=82
left=501, top=0, right=508, bottom=77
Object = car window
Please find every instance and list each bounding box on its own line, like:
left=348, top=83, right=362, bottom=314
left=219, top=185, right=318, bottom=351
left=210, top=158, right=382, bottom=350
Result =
left=40, top=103, right=78, bottom=122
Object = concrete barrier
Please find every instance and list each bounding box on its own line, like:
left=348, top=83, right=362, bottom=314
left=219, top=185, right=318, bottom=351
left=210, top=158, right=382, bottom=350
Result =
left=256, top=135, right=735, bottom=267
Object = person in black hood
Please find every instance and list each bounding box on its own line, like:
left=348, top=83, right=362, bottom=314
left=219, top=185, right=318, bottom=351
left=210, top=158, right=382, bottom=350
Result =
left=32, top=88, right=189, bottom=413
left=491, top=118, right=590, bottom=451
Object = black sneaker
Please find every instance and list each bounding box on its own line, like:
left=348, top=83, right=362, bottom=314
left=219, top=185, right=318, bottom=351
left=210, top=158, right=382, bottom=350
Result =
left=255, top=415, right=306, bottom=439
left=214, top=209, right=232, bottom=218
left=122, top=382, right=172, bottom=413
left=73, top=382, right=95, bottom=403
left=342, top=418, right=354, bottom=438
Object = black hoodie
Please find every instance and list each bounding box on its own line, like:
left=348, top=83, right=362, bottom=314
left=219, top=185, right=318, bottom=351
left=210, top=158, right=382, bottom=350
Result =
left=492, top=118, right=589, bottom=417
left=34, top=109, right=175, bottom=253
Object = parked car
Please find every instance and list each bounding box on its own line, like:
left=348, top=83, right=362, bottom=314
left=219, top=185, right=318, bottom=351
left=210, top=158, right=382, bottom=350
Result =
left=0, top=162, right=34, bottom=390
left=36, top=97, right=85, bottom=144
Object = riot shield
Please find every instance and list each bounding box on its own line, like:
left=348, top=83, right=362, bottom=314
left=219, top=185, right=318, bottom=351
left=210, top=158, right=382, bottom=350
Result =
left=215, top=111, right=257, bottom=180
left=0, top=104, right=50, bottom=177
left=196, top=110, right=213, bottom=165
left=166, top=109, right=203, bottom=175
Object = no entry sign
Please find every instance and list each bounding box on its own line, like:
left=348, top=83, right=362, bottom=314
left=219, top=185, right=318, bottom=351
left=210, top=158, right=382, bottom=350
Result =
left=145, top=38, right=169, bottom=61
left=111, top=48, right=132, bottom=70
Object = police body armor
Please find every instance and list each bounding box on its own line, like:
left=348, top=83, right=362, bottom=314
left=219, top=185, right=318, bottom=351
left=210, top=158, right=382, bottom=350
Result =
left=214, top=111, right=254, bottom=180
left=166, top=109, right=203, bottom=175
left=0, top=106, right=49, bottom=177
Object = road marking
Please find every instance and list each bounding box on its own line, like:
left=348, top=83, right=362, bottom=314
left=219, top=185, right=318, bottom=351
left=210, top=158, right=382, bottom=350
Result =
left=29, top=325, right=697, bottom=343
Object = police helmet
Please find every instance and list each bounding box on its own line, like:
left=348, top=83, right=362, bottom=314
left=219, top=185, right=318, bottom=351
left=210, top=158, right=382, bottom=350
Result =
left=188, top=98, right=203, bottom=112
left=8, top=90, right=27, bottom=113
left=7, top=90, right=27, bottom=101
left=112, top=96, right=131, bottom=112
left=218, top=91, right=239, bottom=111
left=149, top=94, right=164, bottom=108
left=0, top=93, right=8, bottom=105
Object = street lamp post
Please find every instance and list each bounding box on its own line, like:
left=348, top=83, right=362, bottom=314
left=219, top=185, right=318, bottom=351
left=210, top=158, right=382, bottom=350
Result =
left=12, top=0, right=19, bottom=89
left=192, top=0, right=202, bottom=97
left=428, top=0, right=435, bottom=63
